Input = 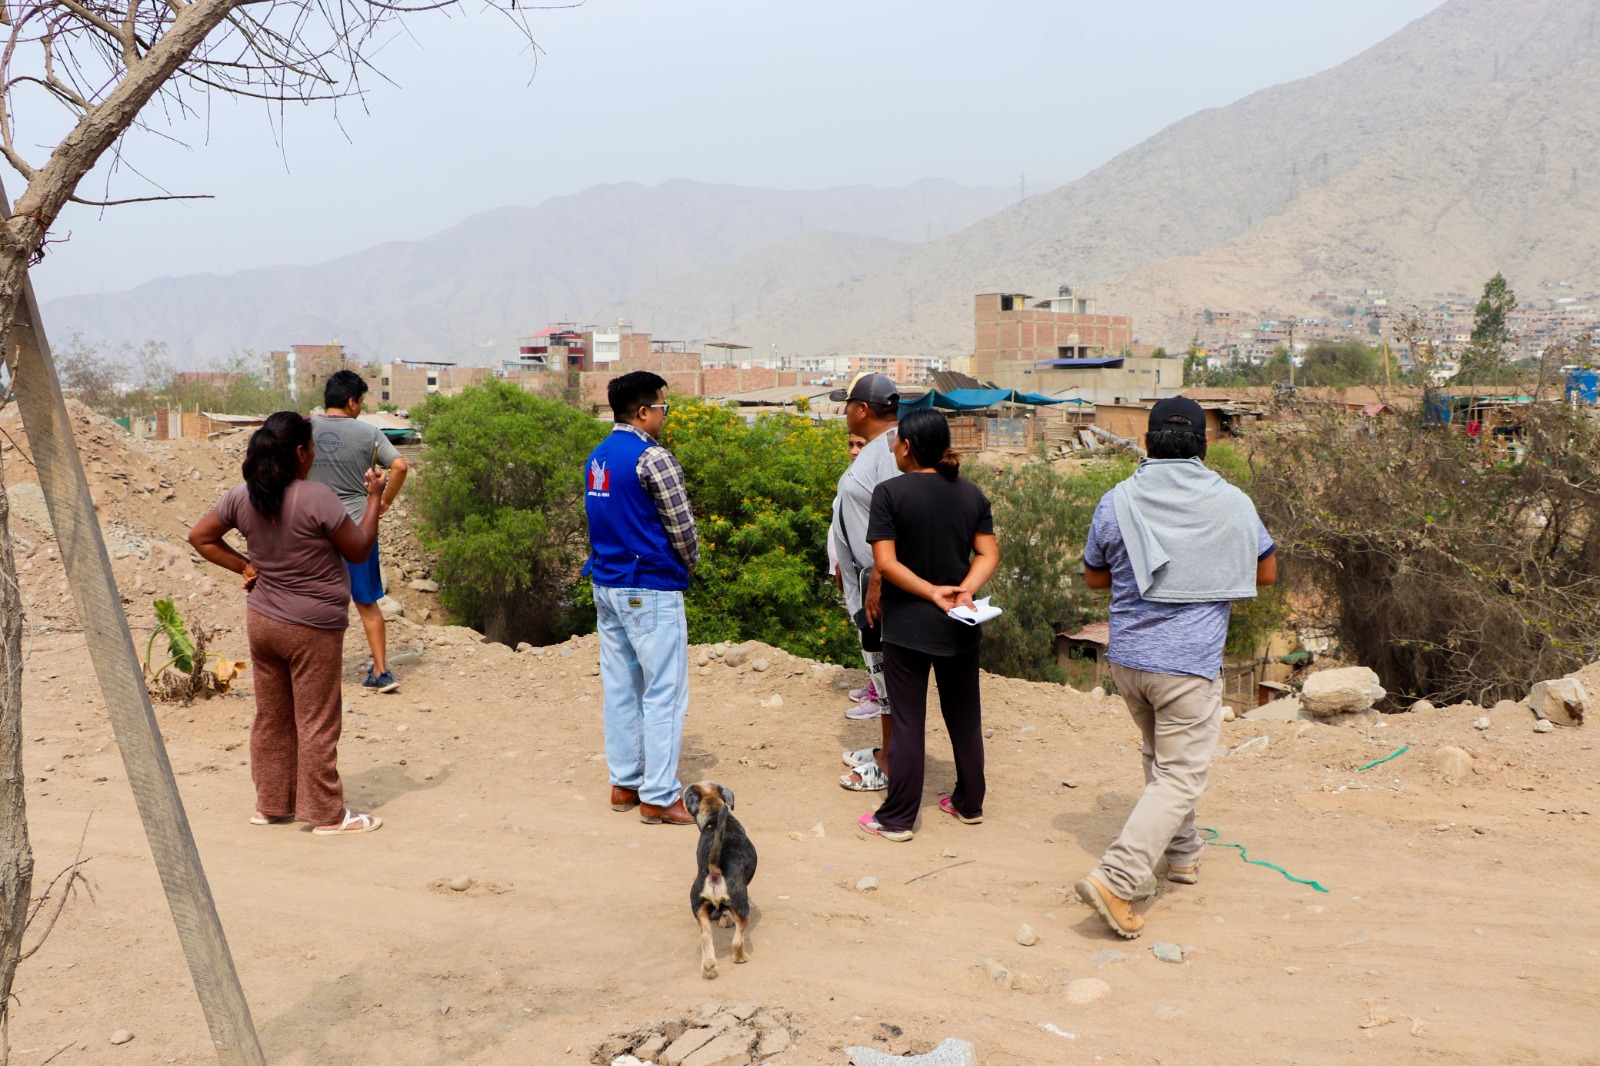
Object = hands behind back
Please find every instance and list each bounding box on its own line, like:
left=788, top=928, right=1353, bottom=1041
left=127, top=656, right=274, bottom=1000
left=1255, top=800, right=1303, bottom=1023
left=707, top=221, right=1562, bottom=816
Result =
left=931, top=585, right=975, bottom=614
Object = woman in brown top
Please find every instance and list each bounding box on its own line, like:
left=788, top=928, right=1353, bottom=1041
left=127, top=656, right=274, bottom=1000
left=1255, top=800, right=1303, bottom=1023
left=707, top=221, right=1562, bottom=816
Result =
left=189, top=412, right=386, bottom=835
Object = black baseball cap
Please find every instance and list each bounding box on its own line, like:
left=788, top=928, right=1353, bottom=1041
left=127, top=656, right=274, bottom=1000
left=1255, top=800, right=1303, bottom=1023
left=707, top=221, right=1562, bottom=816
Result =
left=828, top=372, right=900, bottom=406
left=1147, top=396, right=1206, bottom=434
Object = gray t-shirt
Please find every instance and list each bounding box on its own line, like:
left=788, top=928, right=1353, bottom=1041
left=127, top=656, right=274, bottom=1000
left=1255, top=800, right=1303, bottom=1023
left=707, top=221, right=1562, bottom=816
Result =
left=308, top=415, right=400, bottom=522
left=830, top=428, right=899, bottom=616
left=1083, top=493, right=1274, bottom=679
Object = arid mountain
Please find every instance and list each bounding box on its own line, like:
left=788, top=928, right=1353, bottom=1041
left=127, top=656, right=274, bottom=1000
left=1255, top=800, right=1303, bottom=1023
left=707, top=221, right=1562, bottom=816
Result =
left=708, top=0, right=1600, bottom=353
left=40, top=179, right=1020, bottom=363
left=1104, top=53, right=1600, bottom=337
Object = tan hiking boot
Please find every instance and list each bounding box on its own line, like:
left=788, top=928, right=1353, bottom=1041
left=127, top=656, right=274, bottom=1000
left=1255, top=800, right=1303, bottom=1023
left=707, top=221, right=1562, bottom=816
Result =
left=1075, top=874, right=1145, bottom=939
left=1166, top=862, right=1200, bottom=885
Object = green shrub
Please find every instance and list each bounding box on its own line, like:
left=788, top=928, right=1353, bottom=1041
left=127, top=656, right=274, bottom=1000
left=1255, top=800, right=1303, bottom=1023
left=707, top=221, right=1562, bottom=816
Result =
left=967, top=457, right=1134, bottom=682
left=410, top=380, right=607, bottom=646
left=660, top=399, right=858, bottom=663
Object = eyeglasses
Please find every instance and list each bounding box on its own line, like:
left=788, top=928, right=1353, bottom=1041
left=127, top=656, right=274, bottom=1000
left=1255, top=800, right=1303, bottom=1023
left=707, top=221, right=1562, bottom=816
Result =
left=646, top=403, right=670, bottom=413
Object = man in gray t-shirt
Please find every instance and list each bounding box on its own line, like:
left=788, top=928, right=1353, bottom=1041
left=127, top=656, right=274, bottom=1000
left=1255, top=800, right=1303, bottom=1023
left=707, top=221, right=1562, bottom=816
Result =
left=308, top=370, right=409, bottom=692
left=828, top=373, right=901, bottom=791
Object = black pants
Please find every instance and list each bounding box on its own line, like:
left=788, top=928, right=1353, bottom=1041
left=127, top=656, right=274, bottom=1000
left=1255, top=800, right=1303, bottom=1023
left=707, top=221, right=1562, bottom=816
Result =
left=874, top=641, right=985, bottom=832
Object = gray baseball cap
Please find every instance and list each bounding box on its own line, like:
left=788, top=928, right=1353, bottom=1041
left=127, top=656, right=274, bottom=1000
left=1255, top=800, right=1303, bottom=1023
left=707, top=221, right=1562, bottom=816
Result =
left=828, top=372, right=900, bottom=406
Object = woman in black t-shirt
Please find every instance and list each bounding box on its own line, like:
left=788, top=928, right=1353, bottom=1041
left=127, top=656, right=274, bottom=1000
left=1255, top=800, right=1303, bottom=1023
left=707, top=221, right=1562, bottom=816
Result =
left=858, top=409, right=1000, bottom=841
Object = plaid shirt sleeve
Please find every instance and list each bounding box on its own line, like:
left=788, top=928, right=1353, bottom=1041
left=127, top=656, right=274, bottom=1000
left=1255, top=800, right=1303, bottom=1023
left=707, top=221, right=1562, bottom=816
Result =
left=637, top=443, right=700, bottom=569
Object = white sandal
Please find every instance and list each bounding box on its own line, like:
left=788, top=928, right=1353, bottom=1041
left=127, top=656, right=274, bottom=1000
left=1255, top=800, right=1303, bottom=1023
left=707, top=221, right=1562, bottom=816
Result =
left=839, top=762, right=888, bottom=791
left=841, top=746, right=880, bottom=768
left=312, top=809, right=383, bottom=836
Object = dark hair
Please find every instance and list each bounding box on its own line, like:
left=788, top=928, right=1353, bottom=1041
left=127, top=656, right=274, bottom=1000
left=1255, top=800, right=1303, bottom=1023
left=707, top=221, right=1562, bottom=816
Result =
left=859, top=399, right=898, bottom=422
left=323, top=369, right=367, bottom=411
left=898, top=408, right=961, bottom=481
left=1146, top=418, right=1208, bottom=460
left=608, top=371, right=668, bottom=421
left=242, top=412, right=312, bottom=519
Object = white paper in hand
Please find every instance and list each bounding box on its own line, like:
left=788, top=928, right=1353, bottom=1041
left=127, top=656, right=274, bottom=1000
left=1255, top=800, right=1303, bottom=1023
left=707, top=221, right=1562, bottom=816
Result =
left=947, top=596, right=1003, bottom=626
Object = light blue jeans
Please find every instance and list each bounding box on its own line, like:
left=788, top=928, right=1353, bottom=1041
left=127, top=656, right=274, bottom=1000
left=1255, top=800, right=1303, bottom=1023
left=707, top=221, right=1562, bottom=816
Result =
left=593, top=585, right=689, bottom=808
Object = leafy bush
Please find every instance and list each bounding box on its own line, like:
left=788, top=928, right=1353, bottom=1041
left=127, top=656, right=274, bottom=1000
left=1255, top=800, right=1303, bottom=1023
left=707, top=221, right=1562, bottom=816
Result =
left=410, top=380, right=608, bottom=646
left=659, top=399, right=858, bottom=663
left=967, top=457, right=1133, bottom=682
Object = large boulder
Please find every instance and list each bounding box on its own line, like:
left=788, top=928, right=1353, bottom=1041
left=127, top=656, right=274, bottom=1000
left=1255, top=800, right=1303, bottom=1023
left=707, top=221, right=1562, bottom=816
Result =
left=1528, top=677, right=1588, bottom=727
left=1300, top=666, right=1386, bottom=718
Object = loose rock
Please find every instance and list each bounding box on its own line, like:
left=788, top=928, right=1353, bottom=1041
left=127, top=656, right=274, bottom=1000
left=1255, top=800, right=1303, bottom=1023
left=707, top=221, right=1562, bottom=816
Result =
left=856, top=876, right=878, bottom=892
left=408, top=578, right=440, bottom=593
left=1300, top=666, right=1386, bottom=718
left=1152, top=941, right=1184, bottom=963
left=1474, top=716, right=1491, bottom=730
left=448, top=875, right=473, bottom=892
left=680, top=1029, right=753, bottom=1066
left=109, top=1029, right=134, bottom=1045
left=845, top=1038, right=978, bottom=1066
left=1528, top=677, right=1588, bottom=727
left=1016, top=923, right=1038, bottom=946
left=1066, top=977, right=1110, bottom=1005
left=1432, top=745, right=1475, bottom=784
left=1534, top=719, right=1554, bottom=734
left=1409, top=699, right=1436, bottom=715
left=750, top=658, right=770, bottom=673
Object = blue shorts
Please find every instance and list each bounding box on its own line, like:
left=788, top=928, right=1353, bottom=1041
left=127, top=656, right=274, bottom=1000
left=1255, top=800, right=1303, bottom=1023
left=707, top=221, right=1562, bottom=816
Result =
left=348, top=532, right=384, bottom=605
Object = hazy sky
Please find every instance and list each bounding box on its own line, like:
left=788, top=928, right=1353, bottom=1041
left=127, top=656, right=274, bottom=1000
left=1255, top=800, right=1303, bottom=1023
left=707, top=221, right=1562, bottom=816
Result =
left=28, top=0, right=1441, bottom=302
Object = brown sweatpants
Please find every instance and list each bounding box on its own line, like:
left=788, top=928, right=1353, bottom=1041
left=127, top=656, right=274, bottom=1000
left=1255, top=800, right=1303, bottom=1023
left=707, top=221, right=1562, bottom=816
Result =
left=246, top=609, right=347, bottom=826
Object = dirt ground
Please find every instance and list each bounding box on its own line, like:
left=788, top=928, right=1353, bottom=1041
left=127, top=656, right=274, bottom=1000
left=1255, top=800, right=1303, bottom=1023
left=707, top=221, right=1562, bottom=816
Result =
left=2, top=404, right=1598, bottom=1065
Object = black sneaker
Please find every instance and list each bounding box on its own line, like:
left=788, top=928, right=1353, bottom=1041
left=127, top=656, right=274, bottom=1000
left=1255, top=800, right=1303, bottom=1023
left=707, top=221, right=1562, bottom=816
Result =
left=363, top=668, right=400, bottom=694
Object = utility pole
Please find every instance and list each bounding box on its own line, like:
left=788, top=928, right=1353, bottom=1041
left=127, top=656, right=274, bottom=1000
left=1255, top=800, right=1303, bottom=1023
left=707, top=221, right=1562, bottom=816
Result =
left=1286, top=321, right=1296, bottom=389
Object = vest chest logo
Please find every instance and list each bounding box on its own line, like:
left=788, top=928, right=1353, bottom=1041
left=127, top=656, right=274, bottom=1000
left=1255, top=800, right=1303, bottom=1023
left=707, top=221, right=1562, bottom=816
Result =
left=587, top=458, right=611, bottom=496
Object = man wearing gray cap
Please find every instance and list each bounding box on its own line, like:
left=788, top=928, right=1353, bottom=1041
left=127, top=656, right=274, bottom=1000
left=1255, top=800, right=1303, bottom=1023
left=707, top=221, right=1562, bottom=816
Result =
left=1075, top=396, right=1277, bottom=939
left=829, top=373, right=901, bottom=791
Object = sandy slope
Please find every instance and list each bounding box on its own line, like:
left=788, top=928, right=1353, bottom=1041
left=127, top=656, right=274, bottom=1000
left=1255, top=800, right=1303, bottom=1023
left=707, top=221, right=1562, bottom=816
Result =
left=2, top=408, right=1598, bottom=1065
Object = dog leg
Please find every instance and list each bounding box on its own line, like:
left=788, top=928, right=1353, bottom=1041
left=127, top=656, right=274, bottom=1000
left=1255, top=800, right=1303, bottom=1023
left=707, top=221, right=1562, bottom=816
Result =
left=696, top=904, right=718, bottom=979
left=731, top=904, right=750, bottom=964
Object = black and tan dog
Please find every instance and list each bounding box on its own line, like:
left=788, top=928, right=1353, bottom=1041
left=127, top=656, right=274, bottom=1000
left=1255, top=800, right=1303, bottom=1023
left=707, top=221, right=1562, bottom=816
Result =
left=684, top=781, right=758, bottom=979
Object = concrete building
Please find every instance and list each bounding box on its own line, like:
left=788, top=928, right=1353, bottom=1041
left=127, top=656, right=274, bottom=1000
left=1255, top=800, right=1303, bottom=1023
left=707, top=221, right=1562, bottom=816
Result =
left=375, top=361, right=493, bottom=410
left=267, top=343, right=349, bottom=400
left=972, top=291, right=1181, bottom=403
left=792, top=353, right=945, bottom=386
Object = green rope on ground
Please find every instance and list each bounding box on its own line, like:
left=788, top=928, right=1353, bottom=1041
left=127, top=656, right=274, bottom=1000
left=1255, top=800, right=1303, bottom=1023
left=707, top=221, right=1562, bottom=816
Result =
left=1197, top=827, right=1330, bottom=894
left=1355, top=745, right=1410, bottom=772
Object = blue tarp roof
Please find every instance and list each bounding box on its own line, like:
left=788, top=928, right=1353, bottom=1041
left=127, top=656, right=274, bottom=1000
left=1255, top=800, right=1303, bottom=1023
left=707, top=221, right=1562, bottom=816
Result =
left=900, top=388, right=1074, bottom=412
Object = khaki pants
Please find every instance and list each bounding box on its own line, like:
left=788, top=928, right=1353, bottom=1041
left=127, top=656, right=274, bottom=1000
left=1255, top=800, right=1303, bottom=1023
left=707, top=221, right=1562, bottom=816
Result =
left=1094, top=663, right=1223, bottom=900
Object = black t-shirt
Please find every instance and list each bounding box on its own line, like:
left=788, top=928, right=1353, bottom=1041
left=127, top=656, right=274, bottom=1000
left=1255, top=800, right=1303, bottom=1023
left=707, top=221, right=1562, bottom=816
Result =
left=866, top=473, right=995, bottom=656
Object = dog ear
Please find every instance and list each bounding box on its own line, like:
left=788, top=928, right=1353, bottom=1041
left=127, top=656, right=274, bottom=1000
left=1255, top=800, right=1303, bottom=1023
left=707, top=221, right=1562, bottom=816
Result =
left=683, top=787, right=701, bottom=817
left=718, top=785, right=735, bottom=811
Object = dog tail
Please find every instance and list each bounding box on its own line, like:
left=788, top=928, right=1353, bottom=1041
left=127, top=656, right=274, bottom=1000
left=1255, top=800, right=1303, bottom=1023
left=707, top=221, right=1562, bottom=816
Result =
left=707, top=803, right=729, bottom=867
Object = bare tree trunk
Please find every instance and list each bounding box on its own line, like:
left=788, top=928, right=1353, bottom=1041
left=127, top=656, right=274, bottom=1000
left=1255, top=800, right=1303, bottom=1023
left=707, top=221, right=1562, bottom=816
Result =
left=0, top=448, right=33, bottom=1059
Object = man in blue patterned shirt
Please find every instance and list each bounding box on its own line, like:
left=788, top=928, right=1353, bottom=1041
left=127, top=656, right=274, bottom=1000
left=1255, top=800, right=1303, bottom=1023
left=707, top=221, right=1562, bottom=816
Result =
left=1075, top=397, right=1276, bottom=939
left=584, top=371, right=700, bottom=826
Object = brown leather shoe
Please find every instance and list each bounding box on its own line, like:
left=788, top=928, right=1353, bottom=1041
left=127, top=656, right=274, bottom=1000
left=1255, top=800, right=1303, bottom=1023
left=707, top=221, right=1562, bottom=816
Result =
left=1166, top=862, right=1200, bottom=885
left=639, top=799, right=694, bottom=825
left=1075, top=874, right=1145, bottom=939
left=610, top=786, right=640, bottom=812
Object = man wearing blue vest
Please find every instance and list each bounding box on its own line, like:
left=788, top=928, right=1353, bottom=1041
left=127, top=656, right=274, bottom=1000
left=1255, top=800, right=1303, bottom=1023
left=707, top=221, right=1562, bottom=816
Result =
left=585, top=371, right=699, bottom=826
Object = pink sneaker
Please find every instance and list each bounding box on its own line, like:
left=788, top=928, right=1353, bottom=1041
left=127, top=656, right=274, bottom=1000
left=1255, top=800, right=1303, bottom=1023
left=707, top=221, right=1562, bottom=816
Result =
left=845, top=699, right=884, bottom=720
left=848, top=682, right=879, bottom=702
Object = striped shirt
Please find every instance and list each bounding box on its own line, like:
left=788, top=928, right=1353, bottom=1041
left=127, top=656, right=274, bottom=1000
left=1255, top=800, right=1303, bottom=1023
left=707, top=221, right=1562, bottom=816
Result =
left=614, top=424, right=699, bottom=570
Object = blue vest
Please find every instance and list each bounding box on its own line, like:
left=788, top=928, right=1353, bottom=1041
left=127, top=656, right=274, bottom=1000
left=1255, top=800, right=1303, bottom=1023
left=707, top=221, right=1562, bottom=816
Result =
left=583, top=428, right=690, bottom=591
